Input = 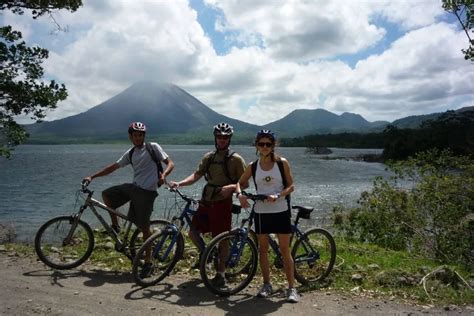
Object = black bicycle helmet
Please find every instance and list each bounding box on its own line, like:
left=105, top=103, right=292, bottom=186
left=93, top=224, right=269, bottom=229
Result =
left=213, top=122, right=234, bottom=136
left=128, top=121, right=147, bottom=134
left=255, top=129, right=276, bottom=142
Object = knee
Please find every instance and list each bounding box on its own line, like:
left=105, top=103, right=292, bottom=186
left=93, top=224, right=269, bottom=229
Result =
left=102, top=192, right=110, bottom=205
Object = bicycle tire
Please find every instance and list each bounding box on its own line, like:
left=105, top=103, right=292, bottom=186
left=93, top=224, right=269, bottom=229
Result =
left=292, top=228, right=336, bottom=285
left=200, top=230, right=258, bottom=296
left=129, top=219, right=171, bottom=259
left=132, top=228, right=184, bottom=287
left=35, top=216, right=94, bottom=270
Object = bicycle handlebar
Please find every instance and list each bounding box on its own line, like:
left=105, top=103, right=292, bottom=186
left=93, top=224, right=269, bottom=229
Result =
left=166, top=186, right=199, bottom=203
left=241, top=191, right=268, bottom=201
left=81, top=179, right=93, bottom=194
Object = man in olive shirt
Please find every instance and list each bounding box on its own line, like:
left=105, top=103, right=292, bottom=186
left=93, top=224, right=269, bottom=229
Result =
left=169, top=122, right=246, bottom=286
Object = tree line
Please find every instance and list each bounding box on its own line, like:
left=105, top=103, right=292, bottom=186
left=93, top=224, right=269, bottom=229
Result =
left=281, top=109, right=474, bottom=161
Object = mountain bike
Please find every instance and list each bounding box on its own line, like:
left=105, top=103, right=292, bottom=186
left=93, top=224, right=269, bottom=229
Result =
left=34, top=181, right=169, bottom=270
left=132, top=187, right=253, bottom=287
left=199, top=191, right=337, bottom=296
left=131, top=187, right=203, bottom=287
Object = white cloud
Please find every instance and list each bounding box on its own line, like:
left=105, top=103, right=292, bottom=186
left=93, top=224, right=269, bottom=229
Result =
left=377, top=1, right=445, bottom=30
left=205, top=0, right=386, bottom=60
left=5, top=0, right=473, bottom=126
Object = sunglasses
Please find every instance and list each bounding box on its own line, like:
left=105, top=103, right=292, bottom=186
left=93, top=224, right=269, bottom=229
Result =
left=257, top=142, right=273, bottom=148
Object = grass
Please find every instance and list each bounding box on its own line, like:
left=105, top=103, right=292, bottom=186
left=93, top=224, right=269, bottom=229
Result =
left=3, top=234, right=473, bottom=306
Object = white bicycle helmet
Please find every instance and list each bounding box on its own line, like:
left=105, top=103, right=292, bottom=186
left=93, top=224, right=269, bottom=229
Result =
left=213, top=122, right=234, bottom=136
left=128, top=121, right=147, bottom=134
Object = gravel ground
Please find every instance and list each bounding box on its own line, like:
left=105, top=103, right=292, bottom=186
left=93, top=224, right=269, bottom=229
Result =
left=0, top=250, right=472, bottom=316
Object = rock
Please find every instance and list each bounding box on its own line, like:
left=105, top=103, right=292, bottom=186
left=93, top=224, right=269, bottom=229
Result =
left=305, top=147, right=333, bottom=155
left=351, top=273, right=364, bottom=284
left=0, top=223, right=16, bottom=244
left=104, top=242, right=115, bottom=250
left=367, top=264, right=380, bottom=270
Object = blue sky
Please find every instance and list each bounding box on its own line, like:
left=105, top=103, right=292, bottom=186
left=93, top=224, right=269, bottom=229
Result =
left=2, top=0, right=473, bottom=125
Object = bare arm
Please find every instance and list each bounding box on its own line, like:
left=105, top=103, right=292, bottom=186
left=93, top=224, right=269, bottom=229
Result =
left=235, top=165, right=253, bottom=208
left=169, top=171, right=203, bottom=188
left=160, top=158, right=175, bottom=185
left=83, top=162, right=120, bottom=183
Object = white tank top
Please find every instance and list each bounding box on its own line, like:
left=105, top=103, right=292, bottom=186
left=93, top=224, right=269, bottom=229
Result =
left=254, top=161, right=287, bottom=214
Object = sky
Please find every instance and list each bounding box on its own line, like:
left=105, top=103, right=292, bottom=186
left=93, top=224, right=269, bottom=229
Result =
left=2, top=0, right=474, bottom=125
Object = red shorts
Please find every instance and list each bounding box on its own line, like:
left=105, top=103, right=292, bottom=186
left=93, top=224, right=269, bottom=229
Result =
left=191, top=198, right=232, bottom=237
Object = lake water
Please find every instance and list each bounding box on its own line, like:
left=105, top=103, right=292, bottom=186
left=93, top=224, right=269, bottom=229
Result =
left=0, top=144, right=389, bottom=242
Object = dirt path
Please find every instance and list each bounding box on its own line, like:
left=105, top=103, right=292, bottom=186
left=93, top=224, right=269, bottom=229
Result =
left=0, top=251, right=472, bottom=316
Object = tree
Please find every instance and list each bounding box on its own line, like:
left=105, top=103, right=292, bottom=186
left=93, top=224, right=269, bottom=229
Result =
left=0, top=0, right=82, bottom=158
left=442, top=0, right=474, bottom=61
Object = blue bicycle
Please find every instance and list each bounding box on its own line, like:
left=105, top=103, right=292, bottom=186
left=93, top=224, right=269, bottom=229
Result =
left=199, top=191, right=336, bottom=296
left=131, top=187, right=203, bottom=287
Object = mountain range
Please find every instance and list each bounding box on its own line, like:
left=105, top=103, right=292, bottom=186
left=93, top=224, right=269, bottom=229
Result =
left=24, top=81, right=472, bottom=144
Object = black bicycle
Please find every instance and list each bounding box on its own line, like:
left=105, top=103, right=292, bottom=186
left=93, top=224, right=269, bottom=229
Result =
left=34, top=181, right=169, bottom=270
left=199, top=191, right=337, bottom=296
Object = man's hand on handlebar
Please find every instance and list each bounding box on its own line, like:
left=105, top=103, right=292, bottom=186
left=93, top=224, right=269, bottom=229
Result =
left=82, top=177, right=91, bottom=187
left=168, top=181, right=179, bottom=189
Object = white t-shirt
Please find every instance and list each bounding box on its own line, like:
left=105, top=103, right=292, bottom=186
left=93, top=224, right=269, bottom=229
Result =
left=254, top=161, right=288, bottom=214
left=117, top=142, right=168, bottom=191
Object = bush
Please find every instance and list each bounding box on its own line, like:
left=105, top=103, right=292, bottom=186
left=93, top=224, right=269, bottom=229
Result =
left=333, top=149, right=474, bottom=268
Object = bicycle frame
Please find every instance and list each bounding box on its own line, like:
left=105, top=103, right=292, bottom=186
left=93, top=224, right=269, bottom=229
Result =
left=231, top=192, right=320, bottom=268
left=152, top=188, right=201, bottom=263
left=266, top=217, right=318, bottom=264
left=67, top=187, right=135, bottom=252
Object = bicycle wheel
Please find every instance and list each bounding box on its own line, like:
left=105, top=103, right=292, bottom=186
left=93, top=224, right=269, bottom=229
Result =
left=200, top=230, right=258, bottom=296
left=224, top=229, right=258, bottom=278
left=292, top=228, right=336, bottom=285
left=132, top=228, right=184, bottom=287
left=130, top=219, right=171, bottom=259
left=35, top=216, right=94, bottom=270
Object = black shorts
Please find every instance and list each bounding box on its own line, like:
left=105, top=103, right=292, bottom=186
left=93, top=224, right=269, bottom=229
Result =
left=102, top=183, right=157, bottom=229
left=254, top=209, right=291, bottom=234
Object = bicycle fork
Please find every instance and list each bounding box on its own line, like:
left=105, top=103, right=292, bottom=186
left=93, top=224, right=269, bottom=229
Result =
left=226, top=229, right=250, bottom=268
left=152, top=225, right=179, bottom=262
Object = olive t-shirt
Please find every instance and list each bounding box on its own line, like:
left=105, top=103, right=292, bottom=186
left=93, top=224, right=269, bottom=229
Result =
left=195, top=150, right=246, bottom=201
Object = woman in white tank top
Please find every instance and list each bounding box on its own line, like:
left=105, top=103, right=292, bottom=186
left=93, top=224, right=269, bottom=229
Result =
left=235, top=130, right=300, bottom=303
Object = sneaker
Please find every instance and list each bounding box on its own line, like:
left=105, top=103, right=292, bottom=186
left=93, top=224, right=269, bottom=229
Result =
left=140, top=263, right=154, bottom=279
left=286, top=287, right=300, bottom=303
left=257, top=283, right=273, bottom=298
left=210, top=273, right=226, bottom=287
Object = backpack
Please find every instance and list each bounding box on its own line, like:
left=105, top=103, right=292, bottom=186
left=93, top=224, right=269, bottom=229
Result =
left=129, top=142, right=164, bottom=188
left=204, top=150, right=236, bottom=183
left=250, top=158, right=291, bottom=204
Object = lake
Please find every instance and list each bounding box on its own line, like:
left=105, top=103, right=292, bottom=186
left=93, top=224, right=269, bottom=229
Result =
left=0, top=144, right=389, bottom=242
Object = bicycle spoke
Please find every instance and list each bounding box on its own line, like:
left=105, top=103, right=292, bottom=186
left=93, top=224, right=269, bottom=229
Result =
left=35, top=216, right=94, bottom=269
left=292, top=228, right=336, bottom=285
left=200, top=231, right=258, bottom=296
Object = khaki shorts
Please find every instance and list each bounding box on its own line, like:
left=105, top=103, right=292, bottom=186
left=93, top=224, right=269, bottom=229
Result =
left=103, top=183, right=157, bottom=229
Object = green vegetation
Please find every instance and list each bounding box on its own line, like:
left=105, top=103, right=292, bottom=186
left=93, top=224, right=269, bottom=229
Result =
left=333, top=150, right=473, bottom=267
left=383, top=110, right=474, bottom=160
left=331, top=149, right=473, bottom=304
left=282, top=110, right=474, bottom=161
left=0, top=0, right=83, bottom=158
